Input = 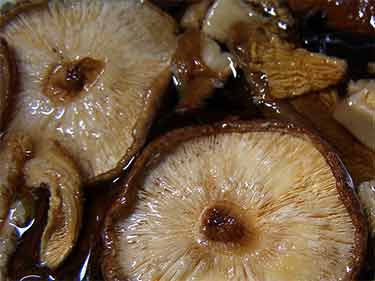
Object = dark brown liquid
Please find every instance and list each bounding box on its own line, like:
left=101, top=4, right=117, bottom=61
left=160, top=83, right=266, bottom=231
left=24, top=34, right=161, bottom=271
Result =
left=9, top=2, right=375, bottom=281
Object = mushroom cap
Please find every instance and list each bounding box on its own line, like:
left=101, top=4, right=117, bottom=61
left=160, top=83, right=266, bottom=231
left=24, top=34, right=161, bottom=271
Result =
left=103, top=121, right=366, bottom=281
left=1, top=0, right=177, bottom=183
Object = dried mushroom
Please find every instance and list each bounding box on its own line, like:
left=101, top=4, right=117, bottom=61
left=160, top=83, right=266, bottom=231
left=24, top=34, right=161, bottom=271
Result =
left=0, top=38, right=15, bottom=132
left=291, top=90, right=375, bottom=185
left=358, top=181, right=375, bottom=238
left=202, top=0, right=294, bottom=43
left=181, top=0, right=213, bottom=30
left=173, top=29, right=234, bottom=110
left=24, top=142, right=82, bottom=270
left=0, top=0, right=48, bottom=27
left=230, top=25, right=347, bottom=99
left=1, top=0, right=177, bottom=183
left=103, top=121, right=366, bottom=281
left=334, top=80, right=375, bottom=151
left=0, top=133, right=32, bottom=280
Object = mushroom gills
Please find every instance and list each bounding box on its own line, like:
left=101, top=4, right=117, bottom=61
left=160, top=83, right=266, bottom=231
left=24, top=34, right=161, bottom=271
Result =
left=104, top=123, right=364, bottom=281
left=2, top=0, right=177, bottom=183
left=229, top=24, right=347, bottom=99
left=24, top=141, right=82, bottom=270
left=0, top=134, right=32, bottom=280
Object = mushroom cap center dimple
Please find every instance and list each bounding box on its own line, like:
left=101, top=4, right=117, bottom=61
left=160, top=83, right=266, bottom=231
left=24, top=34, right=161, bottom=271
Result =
left=200, top=202, right=248, bottom=244
left=43, top=57, right=105, bottom=102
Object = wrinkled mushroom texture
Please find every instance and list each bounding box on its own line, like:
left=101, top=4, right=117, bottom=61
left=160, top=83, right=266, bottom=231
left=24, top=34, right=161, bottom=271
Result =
left=0, top=134, right=32, bottom=280
left=232, top=26, right=347, bottom=99
left=1, top=0, right=177, bottom=182
left=108, top=131, right=358, bottom=281
left=24, top=142, right=82, bottom=270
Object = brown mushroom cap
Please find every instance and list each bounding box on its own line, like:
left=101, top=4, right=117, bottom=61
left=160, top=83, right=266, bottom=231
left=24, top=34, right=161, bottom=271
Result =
left=1, top=0, right=177, bottom=183
left=103, top=121, right=366, bottom=281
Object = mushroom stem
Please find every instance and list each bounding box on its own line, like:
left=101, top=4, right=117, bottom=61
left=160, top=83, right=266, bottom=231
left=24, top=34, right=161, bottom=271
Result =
left=200, top=203, right=247, bottom=243
left=44, top=57, right=104, bottom=102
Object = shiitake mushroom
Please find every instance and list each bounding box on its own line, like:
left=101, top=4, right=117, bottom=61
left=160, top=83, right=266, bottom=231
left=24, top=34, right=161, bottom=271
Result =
left=103, top=121, right=366, bottom=281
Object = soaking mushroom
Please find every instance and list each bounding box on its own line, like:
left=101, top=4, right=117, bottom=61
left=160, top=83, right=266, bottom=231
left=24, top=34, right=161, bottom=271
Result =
left=181, top=0, right=213, bottom=30
left=24, top=141, right=82, bottom=270
left=0, top=133, right=32, bottom=280
left=229, top=24, right=347, bottom=99
left=173, top=29, right=235, bottom=110
left=202, top=0, right=294, bottom=43
left=291, top=90, right=375, bottom=185
left=334, top=80, right=375, bottom=151
left=1, top=0, right=177, bottom=183
left=358, top=181, right=375, bottom=238
left=103, top=121, right=366, bottom=281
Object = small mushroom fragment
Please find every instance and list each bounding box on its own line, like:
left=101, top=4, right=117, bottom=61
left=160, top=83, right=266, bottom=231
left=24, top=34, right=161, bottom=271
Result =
left=1, top=0, right=177, bottom=183
left=333, top=80, right=375, bottom=151
left=181, top=0, right=213, bottom=30
left=173, top=29, right=235, bottom=110
left=103, top=121, right=366, bottom=281
left=0, top=38, right=15, bottom=132
left=24, top=142, right=82, bottom=270
left=230, top=24, right=347, bottom=99
left=291, top=90, right=375, bottom=185
left=358, top=181, right=375, bottom=238
left=202, top=0, right=294, bottom=43
left=0, top=134, right=32, bottom=280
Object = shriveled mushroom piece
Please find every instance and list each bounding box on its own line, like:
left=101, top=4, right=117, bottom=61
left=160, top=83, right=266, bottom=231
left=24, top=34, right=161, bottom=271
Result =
left=334, top=80, right=375, bottom=151
left=0, top=38, right=15, bottom=131
left=358, top=181, right=375, bottom=238
left=103, top=121, right=366, bottom=281
left=1, top=0, right=177, bottom=183
left=173, top=29, right=235, bottom=110
left=24, top=142, right=82, bottom=270
left=0, top=133, right=32, bottom=280
left=291, top=90, right=375, bottom=185
left=202, top=0, right=294, bottom=43
left=181, top=0, right=213, bottom=30
left=230, top=25, right=347, bottom=99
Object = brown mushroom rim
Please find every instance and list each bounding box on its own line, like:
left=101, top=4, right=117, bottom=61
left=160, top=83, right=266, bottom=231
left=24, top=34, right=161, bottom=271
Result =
left=103, top=120, right=367, bottom=281
left=43, top=57, right=105, bottom=103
